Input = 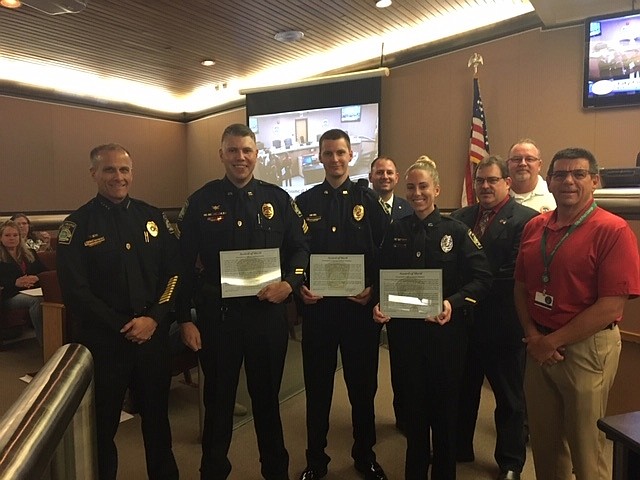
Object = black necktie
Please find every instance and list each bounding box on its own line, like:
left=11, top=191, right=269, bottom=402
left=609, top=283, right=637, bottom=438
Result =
left=112, top=205, right=147, bottom=314
left=474, top=209, right=492, bottom=238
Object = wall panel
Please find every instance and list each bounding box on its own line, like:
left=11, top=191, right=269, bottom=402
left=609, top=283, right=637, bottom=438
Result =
left=0, top=96, right=187, bottom=213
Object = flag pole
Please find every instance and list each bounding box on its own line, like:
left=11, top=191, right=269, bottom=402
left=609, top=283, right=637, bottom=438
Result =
left=467, top=52, right=483, bottom=77
left=461, top=53, right=490, bottom=207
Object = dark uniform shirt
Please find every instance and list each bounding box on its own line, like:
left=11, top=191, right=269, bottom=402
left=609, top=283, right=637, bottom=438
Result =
left=56, top=194, right=180, bottom=333
left=380, top=207, right=492, bottom=309
left=295, top=178, right=390, bottom=287
left=177, top=176, right=308, bottom=320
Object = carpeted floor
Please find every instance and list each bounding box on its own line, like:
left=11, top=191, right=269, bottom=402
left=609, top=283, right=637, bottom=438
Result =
left=0, top=327, right=564, bottom=479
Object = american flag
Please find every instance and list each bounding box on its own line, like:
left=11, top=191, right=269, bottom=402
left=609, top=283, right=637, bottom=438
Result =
left=461, top=77, right=490, bottom=207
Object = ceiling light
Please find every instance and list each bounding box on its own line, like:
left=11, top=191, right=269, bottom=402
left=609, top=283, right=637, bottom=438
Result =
left=375, top=0, right=391, bottom=7
left=1, top=0, right=21, bottom=8
left=200, top=59, right=215, bottom=67
left=274, top=30, right=304, bottom=43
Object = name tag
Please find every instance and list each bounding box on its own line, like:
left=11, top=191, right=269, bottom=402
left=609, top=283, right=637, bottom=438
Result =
left=534, top=291, right=553, bottom=310
left=84, top=237, right=106, bottom=247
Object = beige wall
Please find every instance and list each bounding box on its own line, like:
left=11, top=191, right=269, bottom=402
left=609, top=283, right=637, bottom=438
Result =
left=381, top=26, right=640, bottom=208
left=185, top=108, right=245, bottom=194
left=2, top=24, right=640, bottom=214
left=0, top=96, right=187, bottom=213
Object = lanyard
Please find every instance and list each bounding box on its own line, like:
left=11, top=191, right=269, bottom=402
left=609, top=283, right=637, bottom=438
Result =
left=540, top=201, right=597, bottom=290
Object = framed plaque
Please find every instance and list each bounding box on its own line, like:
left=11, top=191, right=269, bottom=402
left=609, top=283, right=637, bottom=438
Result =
left=309, top=254, right=365, bottom=297
left=379, top=269, right=442, bottom=319
left=220, top=248, right=281, bottom=298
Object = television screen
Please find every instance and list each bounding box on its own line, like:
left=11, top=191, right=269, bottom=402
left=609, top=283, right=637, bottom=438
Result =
left=246, top=77, right=381, bottom=196
left=249, top=103, right=378, bottom=194
left=301, top=154, right=315, bottom=166
left=583, top=11, right=640, bottom=108
left=341, top=105, right=362, bottom=122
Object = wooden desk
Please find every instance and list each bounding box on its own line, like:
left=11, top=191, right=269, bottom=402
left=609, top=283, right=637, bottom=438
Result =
left=597, top=411, right=640, bottom=479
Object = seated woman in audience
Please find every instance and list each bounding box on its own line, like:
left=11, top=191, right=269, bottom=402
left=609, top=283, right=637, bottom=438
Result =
left=10, top=213, right=51, bottom=251
left=373, top=157, right=492, bottom=480
left=0, top=220, right=46, bottom=345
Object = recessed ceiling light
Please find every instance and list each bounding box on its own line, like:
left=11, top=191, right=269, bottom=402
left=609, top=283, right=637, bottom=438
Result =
left=274, top=30, right=304, bottom=43
left=200, top=59, right=215, bottom=67
left=0, top=0, right=22, bottom=8
left=376, top=0, right=392, bottom=7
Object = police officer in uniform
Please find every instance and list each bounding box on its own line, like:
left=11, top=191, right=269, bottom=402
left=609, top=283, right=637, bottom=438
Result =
left=177, top=123, right=309, bottom=480
left=57, top=144, right=180, bottom=480
left=373, top=156, right=492, bottom=480
left=296, top=129, right=391, bottom=480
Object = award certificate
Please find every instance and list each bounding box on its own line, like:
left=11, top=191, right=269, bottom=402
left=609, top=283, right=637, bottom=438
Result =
left=379, top=269, right=442, bottom=319
left=310, top=254, right=365, bottom=297
left=220, top=248, right=282, bottom=298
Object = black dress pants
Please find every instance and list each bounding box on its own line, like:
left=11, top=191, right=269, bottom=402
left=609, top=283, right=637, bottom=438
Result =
left=83, top=325, right=178, bottom=480
left=198, top=300, right=289, bottom=480
left=301, top=298, right=382, bottom=471
left=387, top=315, right=469, bottom=480
left=456, top=336, right=526, bottom=472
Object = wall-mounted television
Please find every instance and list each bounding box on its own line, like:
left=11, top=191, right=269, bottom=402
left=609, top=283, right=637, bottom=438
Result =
left=246, top=77, right=382, bottom=196
left=583, top=10, right=640, bottom=108
left=341, top=105, right=361, bottom=122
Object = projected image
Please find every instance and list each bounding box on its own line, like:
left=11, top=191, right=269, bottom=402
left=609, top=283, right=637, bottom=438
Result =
left=249, top=103, right=379, bottom=198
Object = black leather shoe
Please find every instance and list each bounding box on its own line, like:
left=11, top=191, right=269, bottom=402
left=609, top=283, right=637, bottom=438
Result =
left=355, top=461, right=388, bottom=480
left=497, top=470, right=521, bottom=480
left=298, top=467, right=327, bottom=480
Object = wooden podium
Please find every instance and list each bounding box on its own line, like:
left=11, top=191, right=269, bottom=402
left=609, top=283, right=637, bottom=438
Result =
left=42, top=302, right=66, bottom=362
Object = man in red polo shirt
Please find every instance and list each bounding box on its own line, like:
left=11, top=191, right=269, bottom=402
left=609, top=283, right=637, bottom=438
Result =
left=514, top=147, right=640, bottom=480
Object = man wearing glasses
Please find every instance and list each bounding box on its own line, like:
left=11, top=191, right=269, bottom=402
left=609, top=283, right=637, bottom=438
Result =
left=507, top=139, right=556, bottom=213
left=451, top=155, right=538, bottom=480
left=514, top=148, right=640, bottom=480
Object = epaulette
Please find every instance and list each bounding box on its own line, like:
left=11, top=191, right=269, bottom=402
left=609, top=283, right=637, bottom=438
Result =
left=256, top=179, right=286, bottom=192
left=202, top=179, right=223, bottom=190
left=128, top=197, right=153, bottom=209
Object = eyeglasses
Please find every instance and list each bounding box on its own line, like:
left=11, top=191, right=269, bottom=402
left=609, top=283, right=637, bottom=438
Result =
left=474, top=176, right=505, bottom=185
left=507, top=156, right=540, bottom=164
left=549, top=169, right=595, bottom=181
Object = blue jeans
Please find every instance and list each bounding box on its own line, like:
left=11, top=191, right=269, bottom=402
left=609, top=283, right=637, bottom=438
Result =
left=4, top=293, right=43, bottom=345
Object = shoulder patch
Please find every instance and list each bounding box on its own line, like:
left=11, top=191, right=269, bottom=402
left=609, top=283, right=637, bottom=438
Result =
left=162, top=212, right=177, bottom=237
left=57, top=221, right=76, bottom=245
left=467, top=229, right=483, bottom=250
left=291, top=198, right=303, bottom=218
left=177, top=199, right=189, bottom=221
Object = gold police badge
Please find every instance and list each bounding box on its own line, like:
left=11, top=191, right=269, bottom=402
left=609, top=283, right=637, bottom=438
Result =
left=146, top=221, right=159, bottom=237
left=353, top=204, right=364, bottom=222
left=440, top=234, right=453, bottom=253
left=262, top=203, right=274, bottom=220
